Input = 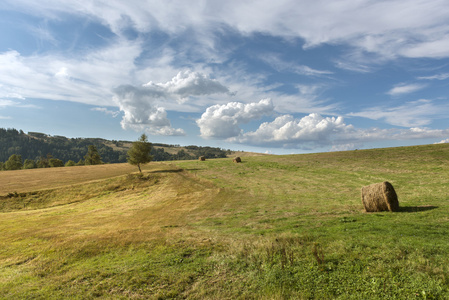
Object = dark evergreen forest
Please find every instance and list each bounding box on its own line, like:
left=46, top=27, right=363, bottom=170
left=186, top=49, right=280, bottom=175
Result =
left=0, top=128, right=228, bottom=166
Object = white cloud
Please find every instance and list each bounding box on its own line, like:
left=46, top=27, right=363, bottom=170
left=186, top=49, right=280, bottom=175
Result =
left=3, top=0, right=449, bottom=149
left=5, top=0, right=449, bottom=61
left=330, top=143, right=359, bottom=152
left=143, top=70, right=230, bottom=103
left=435, top=139, right=449, bottom=144
left=91, top=107, right=120, bottom=118
left=196, top=99, right=274, bottom=139
left=227, top=112, right=449, bottom=150
left=334, top=60, right=372, bottom=73
left=113, top=85, right=185, bottom=136
left=387, top=83, right=427, bottom=96
left=400, top=37, right=449, bottom=58
left=271, top=84, right=337, bottom=114
left=0, top=39, right=143, bottom=106
left=348, top=99, right=446, bottom=127
left=0, top=99, right=17, bottom=107
left=257, top=54, right=332, bottom=76
left=417, top=73, right=449, bottom=81
left=55, top=67, right=69, bottom=79
left=231, top=113, right=353, bottom=149
left=113, top=70, right=230, bottom=135
left=0, top=99, right=39, bottom=109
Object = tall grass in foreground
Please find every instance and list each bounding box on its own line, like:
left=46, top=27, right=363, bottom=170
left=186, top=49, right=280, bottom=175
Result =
left=1, top=144, right=449, bottom=299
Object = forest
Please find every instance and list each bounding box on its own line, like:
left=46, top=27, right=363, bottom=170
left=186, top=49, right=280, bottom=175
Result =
left=0, top=128, right=229, bottom=170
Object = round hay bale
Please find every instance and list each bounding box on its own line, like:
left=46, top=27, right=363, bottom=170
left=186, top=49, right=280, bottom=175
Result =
left=199, top=156, right=206, bottom=161
left=361, top=181, right=399, bottom=212
left=233, top=157, right=242, bottom=163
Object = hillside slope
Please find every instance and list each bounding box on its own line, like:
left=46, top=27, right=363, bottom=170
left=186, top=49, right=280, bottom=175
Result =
left=0, top=128, right=229, bottom=164
left=1, top=144, right=449, bottom=299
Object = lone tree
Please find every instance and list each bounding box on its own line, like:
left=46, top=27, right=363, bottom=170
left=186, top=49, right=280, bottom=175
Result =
left=5, top=154, right=23, bottom=170
left=127, top=134, right=153, bottom=173
left=84, top=145, right=103, bottom=165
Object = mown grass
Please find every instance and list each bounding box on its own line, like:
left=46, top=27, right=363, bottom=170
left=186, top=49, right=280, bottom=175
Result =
left=1, top=144, right=449, bottom=299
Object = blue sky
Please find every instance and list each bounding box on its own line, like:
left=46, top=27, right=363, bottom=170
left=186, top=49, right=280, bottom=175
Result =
left=1, top=1, right=449, bottom=154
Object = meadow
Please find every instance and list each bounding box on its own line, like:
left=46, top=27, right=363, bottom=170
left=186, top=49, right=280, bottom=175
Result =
left=1, top=144, right=449, bottom=299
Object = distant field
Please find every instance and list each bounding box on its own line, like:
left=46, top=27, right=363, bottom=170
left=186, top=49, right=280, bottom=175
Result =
left=0, top=163, right=164, bottom=195
left=1, top=144, right=449, bottom=299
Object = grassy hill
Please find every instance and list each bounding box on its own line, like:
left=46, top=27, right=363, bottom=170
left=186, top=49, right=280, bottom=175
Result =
left=0, top=128, right=231, bottom=164
left=1, top=144, right=449, bottom=299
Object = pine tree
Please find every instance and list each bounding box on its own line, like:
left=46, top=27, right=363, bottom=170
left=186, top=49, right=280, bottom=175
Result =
left=127, top=134, right=153, bottom=173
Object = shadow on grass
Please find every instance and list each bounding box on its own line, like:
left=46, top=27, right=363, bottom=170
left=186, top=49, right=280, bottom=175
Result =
left=150, top=168, right=185, bottom=173
left=398, top=205, right=438, bottom=213
left=149, top=168, right=203, bottom=173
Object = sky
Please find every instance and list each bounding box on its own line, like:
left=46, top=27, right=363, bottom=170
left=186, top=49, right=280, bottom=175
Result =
left=1, top=0, right=449, bottom=154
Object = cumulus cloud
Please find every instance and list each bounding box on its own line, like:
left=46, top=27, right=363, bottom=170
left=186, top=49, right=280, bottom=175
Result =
left=231, top=113, right=353, bottom=149
left=196, top=99, right=274, bottom=139
left=143, top=70, right=230, bottom=103
left=196, top=100, right=449, bottom=150
left=114, top=71, right=230, bottom=135
left=435, top=139, right=449, bottom=144
left=226, top=112, right=449, bottom=150
left=113, top=85, right=185, bottom=136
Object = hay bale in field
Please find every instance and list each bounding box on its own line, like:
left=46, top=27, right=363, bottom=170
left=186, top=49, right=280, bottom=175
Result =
left=233, top=157, right=242, bottom=163
left=361, top=181, right=399, bottom=212
left=199, top=156, right=206, bottom=161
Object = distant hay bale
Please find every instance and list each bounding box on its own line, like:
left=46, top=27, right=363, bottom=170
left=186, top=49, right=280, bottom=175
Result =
left=361, top=181, right=399, bottom=212
left=199, top=156, right=206, bottom=161
left=233, top=157, right=242, bottom=163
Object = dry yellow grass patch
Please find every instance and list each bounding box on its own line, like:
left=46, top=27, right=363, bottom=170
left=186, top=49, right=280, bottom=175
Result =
left=0, top=162, right=173, bottom=196
left=0, top=166, right=224, bottom=251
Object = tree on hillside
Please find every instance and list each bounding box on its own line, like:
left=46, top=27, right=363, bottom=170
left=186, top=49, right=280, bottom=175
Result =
left=84, top=145, right=103, bottom=165
left=65, top=160, right=76, bottom=167
left=23, top=159, right=37, bottom=169
left=127, top=134, right=153, bottom=173
left=49, top=158, right=64, bottom=167
left=37, top=154, right=52, bottom=168
left=5, top=154, right=23, bottom=170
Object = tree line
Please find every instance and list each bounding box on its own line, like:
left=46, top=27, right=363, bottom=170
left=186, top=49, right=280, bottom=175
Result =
left=0, top=128, right=229, bottom=170
left=0, top=145, right=104, bottom=171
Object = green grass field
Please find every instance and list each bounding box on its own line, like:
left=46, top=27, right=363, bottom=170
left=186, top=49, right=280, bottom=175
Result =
left=1, top=144, right=449, bottom=299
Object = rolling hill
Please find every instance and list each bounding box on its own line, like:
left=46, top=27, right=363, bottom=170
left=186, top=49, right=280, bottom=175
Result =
left=1, top=143, right=449, bottom=299
left=0, top=128, right=230, bottom=164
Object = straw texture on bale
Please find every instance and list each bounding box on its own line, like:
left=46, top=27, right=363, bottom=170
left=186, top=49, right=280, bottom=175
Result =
left=361, top=181, right=399, bottom=212
left=199, top=156, right=206, bottom=161
left=233, top=157, right=242, bottom=163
